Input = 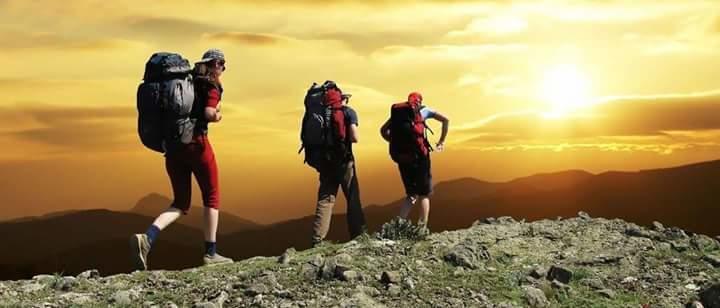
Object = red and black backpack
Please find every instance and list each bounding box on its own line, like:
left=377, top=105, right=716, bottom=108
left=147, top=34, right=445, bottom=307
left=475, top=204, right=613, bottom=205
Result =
left=389, top=93, right=431, bottom=163
left=299, top=81, right=349, bottom=169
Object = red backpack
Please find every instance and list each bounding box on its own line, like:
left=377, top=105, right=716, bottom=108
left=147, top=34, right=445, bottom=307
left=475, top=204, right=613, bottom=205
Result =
left=389, top=92, right=430, bottom=163
left=299, top=81, right=349, bottom=168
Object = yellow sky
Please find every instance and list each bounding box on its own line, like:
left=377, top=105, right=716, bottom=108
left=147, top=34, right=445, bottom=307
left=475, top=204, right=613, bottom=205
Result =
left=1, top=0, right=719, bottom=222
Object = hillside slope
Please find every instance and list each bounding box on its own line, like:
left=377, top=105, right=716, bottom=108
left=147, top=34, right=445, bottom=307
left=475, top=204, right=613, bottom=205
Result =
left=2, top=214, right=719, bottom=307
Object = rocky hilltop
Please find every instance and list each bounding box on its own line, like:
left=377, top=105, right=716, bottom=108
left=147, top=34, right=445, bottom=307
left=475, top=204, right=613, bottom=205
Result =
left=2, top=213, right=720, bottom=307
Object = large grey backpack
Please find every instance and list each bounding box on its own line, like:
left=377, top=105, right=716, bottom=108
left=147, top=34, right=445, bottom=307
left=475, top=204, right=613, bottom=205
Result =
left=136, top=52, right=195, bottom=153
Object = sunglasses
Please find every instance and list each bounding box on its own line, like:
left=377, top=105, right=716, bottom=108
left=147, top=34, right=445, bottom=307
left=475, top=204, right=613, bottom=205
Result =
left=212, top=59, right=226, bottom=71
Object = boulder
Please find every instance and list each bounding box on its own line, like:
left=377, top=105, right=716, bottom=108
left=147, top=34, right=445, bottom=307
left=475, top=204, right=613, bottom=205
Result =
left=77, top=269, right=100, bottom=280
left=444, top=242, right=491, bottom=269
left=380, top=271, right=401, bottom=285
left=700, top=284, right=720, bottom=308
left=523, top=286, right=549, bottom=307
left=546, top=266, right=573, bottom=284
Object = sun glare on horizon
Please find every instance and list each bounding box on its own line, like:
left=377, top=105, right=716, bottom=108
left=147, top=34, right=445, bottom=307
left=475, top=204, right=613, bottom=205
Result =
left=538, top=64, right=593, bottom=118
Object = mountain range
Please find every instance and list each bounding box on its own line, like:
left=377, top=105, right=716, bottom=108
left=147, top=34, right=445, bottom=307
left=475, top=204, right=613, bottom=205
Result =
left=1, top=159, right=718, bottom=280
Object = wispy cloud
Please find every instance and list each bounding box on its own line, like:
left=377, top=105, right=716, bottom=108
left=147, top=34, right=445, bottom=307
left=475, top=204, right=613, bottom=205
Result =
left=454, top=90, right=720, bottom=153
left=205, top=32, right=289, bottom=46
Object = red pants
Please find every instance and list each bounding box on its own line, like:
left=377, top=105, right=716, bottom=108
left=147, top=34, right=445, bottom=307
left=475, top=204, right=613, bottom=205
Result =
left=165, top=135, right=219, bottom=213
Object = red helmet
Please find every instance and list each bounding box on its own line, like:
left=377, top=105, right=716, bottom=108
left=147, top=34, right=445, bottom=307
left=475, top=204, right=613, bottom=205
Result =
left=408, top=92, right=423, bottom=104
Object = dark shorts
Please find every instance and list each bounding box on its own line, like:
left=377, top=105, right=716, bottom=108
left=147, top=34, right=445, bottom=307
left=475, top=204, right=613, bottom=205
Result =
left=397, top=155, right=432, bottom=197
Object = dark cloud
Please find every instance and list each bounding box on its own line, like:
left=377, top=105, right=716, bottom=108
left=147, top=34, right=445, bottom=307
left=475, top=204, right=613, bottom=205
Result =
left=124, top=16, right=223, bottom=39
left=26, top=106, right=136, bottom=125
left=12, top=123, right=134, bottom=149
left=459, top=92, right=720, bottom=144
left=2, top=105, right=136, bottom=149
left=0, top=31, right=131, bottom=51
left=3, top=104, right=243, bottom=150
left=206, top=32, right=285, bottom=45
left=595, top=94, right=720, bottom=133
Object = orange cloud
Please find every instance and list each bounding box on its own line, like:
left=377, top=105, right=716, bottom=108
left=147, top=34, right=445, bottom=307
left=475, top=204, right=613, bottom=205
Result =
left=455, top=91, right=720, bottom=151
left=205, top=32, right=287, bottom=46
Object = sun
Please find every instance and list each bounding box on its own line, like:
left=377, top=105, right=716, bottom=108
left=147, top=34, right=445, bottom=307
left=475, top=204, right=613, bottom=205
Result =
left=538, top=64, right=593, bottom=117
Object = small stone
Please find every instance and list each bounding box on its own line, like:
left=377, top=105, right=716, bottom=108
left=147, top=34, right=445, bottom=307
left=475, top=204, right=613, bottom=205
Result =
left=529, top=266, right=547, bottom=279
left=308, top=254, right=324, bottom=267
left=338, top=270, right=359, bottom=282
left=597, top=289, right=615, bottom=299
left=164, top=302, right=179, bottom=308
left=578, top=211, right=591, bottom=220
left=626, top=227, right=652, bottom=239
left=523, top=286, right=549, bottom=307
left=112, top=290, right=138, bottom=306
left=482, top=217, right=497, bottom=224
left=686, top=284, right=701, bottom=291
left=211, top=291, right=229, bottom=308
left=244, top=284, right=269, bottom=296
left=403, top=278, right=416, bottom=290
left=54, top=276, right=78, bottom=291
left=693, top=235, right=719, bottom=251
left=497, top=216, right=516, bottom=224
left=193, top=302, right=218, bottom=308
left=687, top=301, right=705, bottom=308
left=387, top=284, right=402, bottom=296
left=273, top=290, right=293, bottom=299
left=703, top=255, right=720, bottom=268
left=319, top=259, right=337, bottom=280
left=672, top=242, right=690, bottom=252
left=334, top=253, right=353, bottom=264
left=622, top=276, right=638, bottom=284
left=700, top=284, right=720, bottom=308
left=77, top=269, right=100, bottom=280
left=381, top=271, right=401, bottom=284
left=546, top=266, right=573, bottom=284
left=32, top=275, right=56, bottom=285
left=444, top=243, right=491, bottom=269
left=667, top=226, right=690, bottom=238
left=652, top=221, right=665, bottom=232
left=299, top=263, right=319, bottom=281
left=278, top=248, right=295, bottom=265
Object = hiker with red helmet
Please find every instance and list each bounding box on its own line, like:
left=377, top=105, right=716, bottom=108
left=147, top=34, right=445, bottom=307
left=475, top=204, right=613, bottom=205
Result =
left=131, top=49, right=233, bottom=270
left=381, top=92, right=450, bottom=227
left=299, top=81, right=367, bottom=247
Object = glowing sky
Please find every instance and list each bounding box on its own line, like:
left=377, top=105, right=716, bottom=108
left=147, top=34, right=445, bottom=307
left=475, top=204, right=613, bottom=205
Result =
left=1, top=0, right=719, bottom=222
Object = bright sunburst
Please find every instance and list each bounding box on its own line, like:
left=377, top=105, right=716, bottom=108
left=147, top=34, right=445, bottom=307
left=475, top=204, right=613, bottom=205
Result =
left=538, top=64, right=593, bottom=117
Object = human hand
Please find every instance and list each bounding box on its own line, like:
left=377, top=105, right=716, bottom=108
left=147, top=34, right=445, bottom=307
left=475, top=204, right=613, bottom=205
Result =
left=436, top=142, right=444, bottom=152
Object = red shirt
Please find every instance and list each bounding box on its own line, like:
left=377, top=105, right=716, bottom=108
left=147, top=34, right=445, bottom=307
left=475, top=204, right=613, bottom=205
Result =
left=206, top=88, right=221, bottom=109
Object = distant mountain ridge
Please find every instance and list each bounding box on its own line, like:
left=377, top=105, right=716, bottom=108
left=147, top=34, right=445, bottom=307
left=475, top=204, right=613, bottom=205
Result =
left=129, top=193, right=262, bottom=234
left=1, top=160, right=718, bottom=280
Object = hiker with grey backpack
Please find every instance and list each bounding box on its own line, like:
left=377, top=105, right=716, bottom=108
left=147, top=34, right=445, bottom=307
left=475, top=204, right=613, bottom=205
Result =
left=131, top=49, right=233, bottom=270
left=300, top=81, right=367, bottom=247
left=381, top=92, right=450, bottom=228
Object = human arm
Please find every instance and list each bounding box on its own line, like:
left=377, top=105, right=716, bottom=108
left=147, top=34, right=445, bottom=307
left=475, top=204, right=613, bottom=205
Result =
left=349, top=124, right=359, bottom=143
left=204, top=88, right=222, bottom=122
left=429, top=111, right=449, bottom=149
left=380, top=119, right=391, bottom=142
